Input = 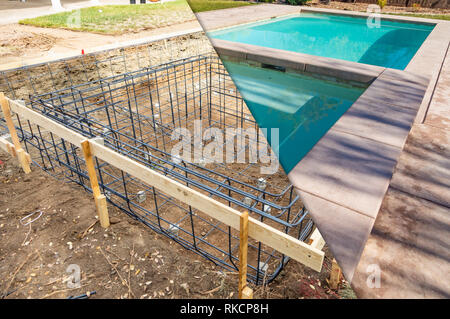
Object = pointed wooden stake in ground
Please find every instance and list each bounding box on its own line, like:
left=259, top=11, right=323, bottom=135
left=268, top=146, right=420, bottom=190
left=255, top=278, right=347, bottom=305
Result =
left=81, top=139, right=110, bottom=228
left=0, top=92, right=31, bottom=174
left=329, top=258, right=342, bottom=290
left=238, top=210, right=253, bottom=299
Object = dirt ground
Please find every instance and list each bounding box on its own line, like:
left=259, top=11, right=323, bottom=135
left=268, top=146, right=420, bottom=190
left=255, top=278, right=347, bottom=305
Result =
left=0, top=20, right=201, bottom=69
left=0, top=150, right=355, bottom=299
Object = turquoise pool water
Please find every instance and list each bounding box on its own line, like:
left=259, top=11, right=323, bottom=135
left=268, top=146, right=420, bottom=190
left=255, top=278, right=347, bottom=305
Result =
left=211, top=13, right=435, bottom=70
left=223, top=61, right=365, bottom=173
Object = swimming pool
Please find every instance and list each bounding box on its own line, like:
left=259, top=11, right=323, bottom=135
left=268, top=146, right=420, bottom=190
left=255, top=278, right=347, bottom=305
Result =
left=223, top=60, right=365, bottom=173
left=210, top=13, right=435, bottom=70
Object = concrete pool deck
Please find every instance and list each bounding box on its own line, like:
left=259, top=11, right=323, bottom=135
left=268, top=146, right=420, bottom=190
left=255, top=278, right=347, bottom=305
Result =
left=197, top=5, right=450, bottom=297
left=351, top=44, right=450, bottom=298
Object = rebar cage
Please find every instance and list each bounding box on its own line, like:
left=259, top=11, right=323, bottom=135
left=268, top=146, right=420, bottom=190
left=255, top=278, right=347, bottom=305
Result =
left=0, top=42, right=314, bottom=284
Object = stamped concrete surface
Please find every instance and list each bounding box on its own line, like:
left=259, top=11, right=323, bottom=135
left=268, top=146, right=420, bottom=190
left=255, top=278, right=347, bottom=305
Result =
left=424, top=46, right=450, bottom=131
left=352, top=47, right=450, bottom=298
left=390, top=124, right=450, bottom=208
left=352, top=185, right=450, bottom=298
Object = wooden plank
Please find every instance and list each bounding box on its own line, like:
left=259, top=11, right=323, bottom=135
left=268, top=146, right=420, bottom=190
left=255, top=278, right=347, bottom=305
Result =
left=309, top=228, right=326, bottom=250
left=81, top=140, right=110, bottom=228
left=8, top=99, right=85, bottom=146
left=89, top=140, right=324, bottom=271
left=6, top=97, right=325, bottom=271
left=0, top=93, right=31, bottom=174
left=238, top=210, right=250, bottom=299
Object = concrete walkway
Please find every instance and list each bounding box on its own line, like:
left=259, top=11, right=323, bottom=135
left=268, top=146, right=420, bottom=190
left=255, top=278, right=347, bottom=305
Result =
left=351, top=43, right=450, bottom=298
left=0, top=0, right=128, bottom=25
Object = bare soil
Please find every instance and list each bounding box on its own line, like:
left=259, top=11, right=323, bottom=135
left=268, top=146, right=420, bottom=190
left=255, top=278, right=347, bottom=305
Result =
left=0, top=30, right=57, bottom=57
left=0, top=21, right=202, bottom=68
left=0, top=150, right=355, bottom=299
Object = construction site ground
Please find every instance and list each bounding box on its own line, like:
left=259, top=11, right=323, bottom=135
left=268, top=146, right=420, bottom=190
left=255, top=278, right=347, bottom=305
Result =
left=0, top=150, right=355, bottom=299
left=0, top=1, right=359, bottom=299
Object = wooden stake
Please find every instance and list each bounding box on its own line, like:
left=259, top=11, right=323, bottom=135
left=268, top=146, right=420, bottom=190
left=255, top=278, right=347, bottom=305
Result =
left=81, top=139, right=110, bottom=228
left=8, top=143, right=17, bottom=157
left=329, top=258, right=342, bottom=290
left=0, top=93, right=31, bottom=174
left=309, top=228, right=326, bottom=250
left=238, top=210, right=253, bottom=299
left=241, top=286, right=253, bottom=299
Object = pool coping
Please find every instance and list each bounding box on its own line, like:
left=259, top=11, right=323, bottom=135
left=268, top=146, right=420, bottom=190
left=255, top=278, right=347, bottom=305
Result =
left=200, top=5, right=450, bottom=121
left=210, top=39, right=384, bottom=85
left=197, top=5, right=450, bottom=282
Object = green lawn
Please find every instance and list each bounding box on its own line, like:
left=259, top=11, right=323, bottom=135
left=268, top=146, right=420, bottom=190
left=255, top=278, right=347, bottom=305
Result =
left=19, top=0, right=195, bottom=35
left=384, top=12, right=450, bottom=21
left=187, top=0, right=258, bottom=13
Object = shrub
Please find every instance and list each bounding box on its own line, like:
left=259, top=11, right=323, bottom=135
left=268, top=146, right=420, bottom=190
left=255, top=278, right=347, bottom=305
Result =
left=286, top=0, right=310, bottom=5
left=377, top=0, right=387, bottom=9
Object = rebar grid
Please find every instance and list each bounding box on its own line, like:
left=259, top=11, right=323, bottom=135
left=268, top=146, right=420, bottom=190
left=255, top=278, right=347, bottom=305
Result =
left=1, top=47, right=314, bottom=284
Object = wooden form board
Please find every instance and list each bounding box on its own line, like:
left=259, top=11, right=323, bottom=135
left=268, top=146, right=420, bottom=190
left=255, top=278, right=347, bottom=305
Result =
left=6, top=97, right=325, bottom=272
